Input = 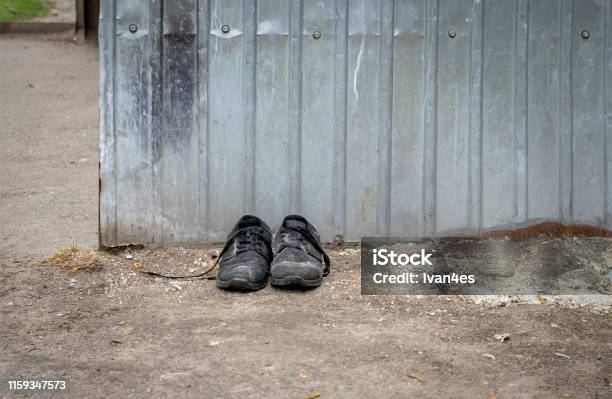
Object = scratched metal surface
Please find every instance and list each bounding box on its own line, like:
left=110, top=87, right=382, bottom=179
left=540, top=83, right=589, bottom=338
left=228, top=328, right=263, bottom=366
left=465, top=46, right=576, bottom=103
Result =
left=99, top=0, right=612, bottom=246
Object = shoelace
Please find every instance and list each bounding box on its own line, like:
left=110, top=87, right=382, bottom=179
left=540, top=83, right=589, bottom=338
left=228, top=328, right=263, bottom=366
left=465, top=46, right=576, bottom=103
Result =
left=278, top=226, right=331, bottom=276
left=142, top=226, right=270, bottom=280
left=217, top=226, right=271, bottom=262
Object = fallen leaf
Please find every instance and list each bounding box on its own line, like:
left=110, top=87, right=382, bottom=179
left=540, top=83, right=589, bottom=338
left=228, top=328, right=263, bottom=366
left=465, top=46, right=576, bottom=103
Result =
left=536, top=295, right=546, bottom=304
left=300, top=392, right=320, bottom=399
left=131, top=261, right=143, bottom=269
left=407, top=373, right=425, bottom=383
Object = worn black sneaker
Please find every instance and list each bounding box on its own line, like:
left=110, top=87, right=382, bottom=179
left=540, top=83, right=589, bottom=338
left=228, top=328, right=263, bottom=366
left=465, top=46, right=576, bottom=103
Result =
left=215, top=215, right=273, bottom=291
left=270, top=215, right=330, bottom=287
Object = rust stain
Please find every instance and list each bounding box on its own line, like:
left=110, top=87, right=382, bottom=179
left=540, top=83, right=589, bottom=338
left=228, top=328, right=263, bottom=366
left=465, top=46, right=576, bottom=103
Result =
left=483, top=222, right=612, bottom=238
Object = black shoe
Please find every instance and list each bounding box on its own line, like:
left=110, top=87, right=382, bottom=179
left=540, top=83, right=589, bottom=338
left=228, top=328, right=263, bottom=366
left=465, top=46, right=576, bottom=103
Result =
left=215, top=215, right=273, bottom=291
left=270, top=215, right=330, bottom=288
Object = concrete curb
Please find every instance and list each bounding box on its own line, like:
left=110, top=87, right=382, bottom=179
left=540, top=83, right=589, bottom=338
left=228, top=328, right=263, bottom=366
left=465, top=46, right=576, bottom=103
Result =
left=0, top=22, right=75, bottom=34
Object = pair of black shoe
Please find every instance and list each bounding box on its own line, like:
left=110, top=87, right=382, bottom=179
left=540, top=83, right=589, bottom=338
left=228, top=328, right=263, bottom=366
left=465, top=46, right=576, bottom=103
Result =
left=215, top=215, right=330, bottom=291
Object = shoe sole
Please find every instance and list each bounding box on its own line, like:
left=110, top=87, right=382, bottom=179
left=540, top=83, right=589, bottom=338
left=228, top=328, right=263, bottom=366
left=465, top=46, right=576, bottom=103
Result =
left=270, top=275, right=322, bottom=288
left=216, top=278, right=267, bottom=291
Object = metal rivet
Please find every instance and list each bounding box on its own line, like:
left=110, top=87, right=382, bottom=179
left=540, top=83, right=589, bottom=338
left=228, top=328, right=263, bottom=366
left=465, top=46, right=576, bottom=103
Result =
left=128, top=24, right=138, bottom=33
left=448, top=29, right=456, bottom=38
left=313, top=31, right=321, bottom=40
left=221, top=24, right=231, bottom=34
left=581, top=29, right=590, bottom=39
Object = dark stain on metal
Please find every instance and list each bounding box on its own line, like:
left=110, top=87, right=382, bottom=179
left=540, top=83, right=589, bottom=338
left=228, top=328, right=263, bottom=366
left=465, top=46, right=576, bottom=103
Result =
left=162, top=34, right=197, bottom=145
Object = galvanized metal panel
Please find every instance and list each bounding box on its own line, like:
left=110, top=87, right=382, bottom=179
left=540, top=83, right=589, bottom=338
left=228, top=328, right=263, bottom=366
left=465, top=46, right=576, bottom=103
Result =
left=100, top=0, right=612, bottom=246
left=161, top=0, right=200, bottom=244
left=527, top=0, right=561, bottom=221
left=255, top=0, right=291, bottom=224
left=114, top=0, right=153, bottom=243
left=390, top=0, right=425, bottom=237
left=482, top=0, right=515, bottom=228
left=436, top=0, right=472, bottom=232
left=207, top=0, right=247, bottom=241
left=572, top=0, right=606, bottom=224
left=345, top=0, right=382, bottom=240
left=301, top=0, right=337, bottom=239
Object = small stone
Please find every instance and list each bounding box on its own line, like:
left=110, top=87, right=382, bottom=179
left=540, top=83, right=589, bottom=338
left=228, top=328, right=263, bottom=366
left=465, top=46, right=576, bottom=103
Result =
left=493, top=333, right=510, bottom=342
left=125, top=254, right=134, bottom=259
left=482, top=353, right=496, bottom=360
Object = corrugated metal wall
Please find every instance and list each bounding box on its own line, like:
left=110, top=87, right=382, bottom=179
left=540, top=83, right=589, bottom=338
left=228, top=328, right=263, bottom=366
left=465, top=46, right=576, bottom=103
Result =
left=100, top=0, right=612, bottom=246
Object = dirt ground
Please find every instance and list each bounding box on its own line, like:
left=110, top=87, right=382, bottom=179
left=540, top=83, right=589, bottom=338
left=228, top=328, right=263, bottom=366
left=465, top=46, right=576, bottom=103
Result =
left=31, top=0, right=76, bottom=24
left=0, top=35, right=610, bottom=399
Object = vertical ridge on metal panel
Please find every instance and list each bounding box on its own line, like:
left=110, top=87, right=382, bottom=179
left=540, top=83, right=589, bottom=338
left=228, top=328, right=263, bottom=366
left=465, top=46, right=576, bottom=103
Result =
left=422, top=0, right=438, bottom=237
left=148, top=1, right=163, bottom=247
left=288, top=0, right=304, bottom=214
left=572, top=0, right=606, bottom=225
left=346, top=0, right=381, bottom=240
left=390, top=0, right=426, bottom=237
left=606, top=0, right=612, bottom=229
left=301, top=0, right=337, bottom=241
left=197, top=0, right=210, bottom=241
left=558, top=0, right=573, bottom=223
left=114, top=0, right=153, bottom=245
left=255, top=0, right=291, bottom=227
left=376, top=0, right=394, bottom=236
left=527, top=0, right=561, bottom=221
left=332, top=0, right=348, bottom=241
left=243, top=0, right=257, bottom=215
left=161, top=0, right=199, bottom=244
left=468, top=0, right=483, bottom=232
left=436, top=0, right=471, bottom=233
left=99, top=0, right=116, bottom=246
left=150, top=0, right=163, bottom=245
left=208, top=0, right=245, bottom=241
left=513, top=0, right=528, bottom=225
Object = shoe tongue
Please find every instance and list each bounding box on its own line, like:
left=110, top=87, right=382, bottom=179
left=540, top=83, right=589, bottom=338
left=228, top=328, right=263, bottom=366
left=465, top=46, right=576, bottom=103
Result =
left=230, top=215, right=265, bottom=236
left=283, top=216, right=308, bottom=231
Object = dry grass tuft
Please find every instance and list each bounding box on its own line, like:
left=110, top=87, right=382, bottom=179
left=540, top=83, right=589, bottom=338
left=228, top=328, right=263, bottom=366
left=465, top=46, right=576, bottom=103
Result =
left=37, top=243, right=102, bottom=273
